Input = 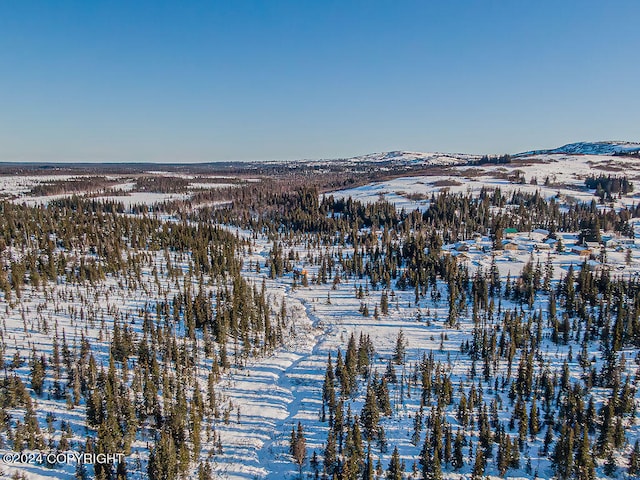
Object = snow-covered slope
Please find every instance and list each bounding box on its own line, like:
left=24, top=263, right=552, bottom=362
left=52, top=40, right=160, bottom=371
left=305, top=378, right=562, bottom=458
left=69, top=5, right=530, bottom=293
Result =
left=518, top=141, right=640, bottom=157
left=341, top=150, right=475, bottom=165
left=306, top=150, right=477, bottom=168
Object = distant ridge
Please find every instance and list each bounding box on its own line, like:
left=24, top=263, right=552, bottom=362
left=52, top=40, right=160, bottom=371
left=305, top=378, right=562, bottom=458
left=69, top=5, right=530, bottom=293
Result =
left=321, top=150, right=477, bottom=166
left=2, top=142, right=640, bottom=173
left=517, top=141, right=640, bottom=157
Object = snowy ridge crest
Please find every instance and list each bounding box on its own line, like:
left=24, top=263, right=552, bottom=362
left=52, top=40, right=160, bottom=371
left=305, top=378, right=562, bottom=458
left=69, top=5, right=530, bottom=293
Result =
left=323, top=150, right=477, bottom=167
left=518, top=141, right=640, bottom=157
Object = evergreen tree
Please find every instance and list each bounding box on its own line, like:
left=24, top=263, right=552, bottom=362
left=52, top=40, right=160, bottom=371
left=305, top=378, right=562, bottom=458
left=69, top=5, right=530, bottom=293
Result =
left=393, top=329, right=406, bottom=364
left=380, top=291, right=389, bottom=315
left=386, top=446, right=403, bottom=480
left=148, top=429, right=178, bottom=480
left=361, top=383, right=381, bottom=442
left=574, top=428, right=595, bottom=480
left=291, top=421, right=307, bottom=476
left=30, top=353, right=46, bottom=395
left=452, top=429, right=464, bottom=470
left=629, top=439, right=640, bottom=476
left=603, top=450, right=617, bottom=477
left=471, top=445, right=485, bottom=480
left=324, top=429, right=338, bottom=477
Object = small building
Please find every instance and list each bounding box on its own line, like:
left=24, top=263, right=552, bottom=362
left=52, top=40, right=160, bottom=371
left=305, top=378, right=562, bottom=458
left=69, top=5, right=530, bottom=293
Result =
left=585, top=241, right=602, bottom=252
left=503, top=241, right=519, bottom=251
left=504, top=228, right=519, bottom=238
left=604, top=238, right=618, bottom=248
left=571, top=246, right=592, bottom=257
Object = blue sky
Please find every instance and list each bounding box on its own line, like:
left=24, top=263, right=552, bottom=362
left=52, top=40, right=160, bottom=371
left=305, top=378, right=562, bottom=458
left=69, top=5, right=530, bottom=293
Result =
left=0, top=1, right=638, bottom=163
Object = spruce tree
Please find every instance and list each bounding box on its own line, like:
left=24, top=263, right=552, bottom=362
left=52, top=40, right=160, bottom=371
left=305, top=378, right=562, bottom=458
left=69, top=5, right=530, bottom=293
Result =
left=393, top=329, right=406, bottom=364
left=386, top=446, right=403, bottom=480
left=148, top=429, right=178, bottom=480
left=361, top=383, right=380, bottom=442
left=324, top=429, right=338, bottom=477
left=471, top=445, right=485, bottom=480
left=292, top=421, right=307, bottom=476
left=629, top=439, right=640, bottom=476
left=452, top=429, right=464, bottom=470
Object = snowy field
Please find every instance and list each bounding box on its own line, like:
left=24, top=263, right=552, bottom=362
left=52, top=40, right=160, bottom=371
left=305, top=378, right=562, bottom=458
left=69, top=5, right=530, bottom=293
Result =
left=331, top=153, right=640, bottom=212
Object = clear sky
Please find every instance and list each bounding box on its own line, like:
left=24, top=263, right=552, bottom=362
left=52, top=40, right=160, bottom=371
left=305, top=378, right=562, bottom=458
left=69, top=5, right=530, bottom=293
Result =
left=0, top=1, right=638, bottom=163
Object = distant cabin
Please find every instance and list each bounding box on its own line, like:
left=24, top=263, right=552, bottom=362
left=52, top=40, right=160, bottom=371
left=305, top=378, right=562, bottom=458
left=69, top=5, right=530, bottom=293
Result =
left=504, top=228, right=518, bottom=238
left=618, top=238, right=636, bottom=246
left=503, top=241, right=519, bottom=251
left=585, top=241, right=602, bottom=252
left=604, top=238, right=618, bottom=248
left=571, top=246, right=592, bottom=257
left=533, top=228, right=550, bottom=236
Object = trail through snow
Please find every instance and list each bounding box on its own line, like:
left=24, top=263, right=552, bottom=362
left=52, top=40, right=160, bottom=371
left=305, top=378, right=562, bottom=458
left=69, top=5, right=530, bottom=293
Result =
left=211, top=286, right=328, bottom=479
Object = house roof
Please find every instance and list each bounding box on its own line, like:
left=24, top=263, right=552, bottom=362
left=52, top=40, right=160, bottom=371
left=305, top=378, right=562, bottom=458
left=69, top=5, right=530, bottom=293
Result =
left=533, top=228, right=550, bottom=235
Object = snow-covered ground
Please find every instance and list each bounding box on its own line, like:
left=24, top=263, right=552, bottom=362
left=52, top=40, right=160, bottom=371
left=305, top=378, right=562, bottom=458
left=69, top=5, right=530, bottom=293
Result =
left=332, top=152, right=640, bottom=212
left=0, top=147, right=639, bottom=479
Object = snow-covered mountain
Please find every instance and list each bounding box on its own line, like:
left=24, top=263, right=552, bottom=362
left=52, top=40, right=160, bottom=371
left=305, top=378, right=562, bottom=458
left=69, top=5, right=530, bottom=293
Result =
left=308, top=150, right=477, bottom=168
left=313, top=142, right=640, bottom=168
left=344, top=150, right=475, bottom=164
left=517, top=141, right=640, bottom=157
